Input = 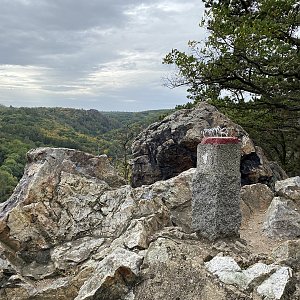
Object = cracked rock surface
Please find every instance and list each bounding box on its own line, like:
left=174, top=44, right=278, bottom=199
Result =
left=0, top=147, right=298, bottom=299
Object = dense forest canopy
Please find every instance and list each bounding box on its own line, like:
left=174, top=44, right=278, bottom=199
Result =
left=0, top=106, right=170, bottom=202
left=164, top=0, right=300, bottom=175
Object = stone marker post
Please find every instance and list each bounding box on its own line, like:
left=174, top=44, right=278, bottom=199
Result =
left=192, top=136, right=242, bottom=240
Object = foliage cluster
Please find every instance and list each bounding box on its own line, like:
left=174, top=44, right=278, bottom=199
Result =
left=164, top=0, right=300, bottom=175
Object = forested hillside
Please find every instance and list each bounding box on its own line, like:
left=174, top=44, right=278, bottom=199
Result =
left=0, top=106, right=171, bottom=202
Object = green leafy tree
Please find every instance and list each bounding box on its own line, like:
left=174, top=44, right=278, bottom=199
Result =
left=164, top=0, right=300, bottom=174
left=164, top=0, right=300, bottom=109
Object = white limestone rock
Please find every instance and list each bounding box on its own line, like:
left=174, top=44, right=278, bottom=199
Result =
left=205, top=256, right=286, bottom=293
left=242, top=263, right=277, bottom=289
left=205, top=256, right=241, bottom=274
left=257, top=267, right=293, bottom=299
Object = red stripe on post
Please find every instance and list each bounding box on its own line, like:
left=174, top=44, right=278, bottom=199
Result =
left=201, top=137, right=240, bottom=145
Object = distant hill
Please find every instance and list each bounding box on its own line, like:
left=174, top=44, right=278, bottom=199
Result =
left=0, top=106, right=172, bottom=202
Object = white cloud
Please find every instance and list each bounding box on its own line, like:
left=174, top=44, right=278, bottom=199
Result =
left=0, top=65, right=49, bottom=90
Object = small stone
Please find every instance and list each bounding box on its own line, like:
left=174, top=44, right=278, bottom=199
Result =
left=205, top=257, right=280, bottom=291
left=144, top=238, right=170, bottom=265
left=205, top=256, right=241, bottom=274
left=123, top=220, right=149, bottom=250
left=124, top=290, right=135, bottom=300
left=241, top=135, right=255, bottom=155
left=235, top=240, right=247, bottom=249
left=257, top=267, right=292, bottom=299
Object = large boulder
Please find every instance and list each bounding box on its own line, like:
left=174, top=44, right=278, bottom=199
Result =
left=263, top=177, right=300, bottom=240
left=263, top=197, right=300, bottom=239
left=131, top=102, right=287, bottom=188
left=275, top=176, right=300, bottom=201
left=240, top=183, right=274, bottom=226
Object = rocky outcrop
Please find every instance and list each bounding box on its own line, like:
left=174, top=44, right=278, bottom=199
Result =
left=0, top=148, right=197, bottom=299
left=131, top=102, right=287, bottom=188
left=0, top=147, right=298, bottom=299
left=0, top=148, right=126, bottom=264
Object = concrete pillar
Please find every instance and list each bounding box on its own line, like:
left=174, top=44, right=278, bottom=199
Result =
left=192, top=137, right=242, bottom=240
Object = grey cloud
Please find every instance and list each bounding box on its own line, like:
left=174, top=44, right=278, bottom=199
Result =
left=0, top=0, right=205, bottom=110
left=1, top=0, right=136, bottom=31
left=0, top=1, right=124, bottom=65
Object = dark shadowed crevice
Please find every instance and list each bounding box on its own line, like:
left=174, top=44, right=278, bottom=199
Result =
left=241, top=152, right=270, bottom=186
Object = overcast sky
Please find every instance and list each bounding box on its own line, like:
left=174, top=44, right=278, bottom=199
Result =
left=0, top=0, right=206, bottom=111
